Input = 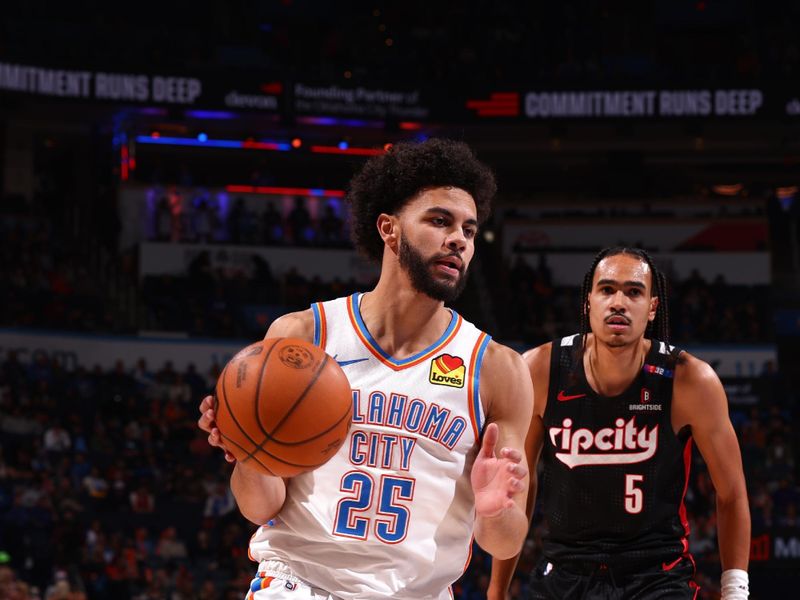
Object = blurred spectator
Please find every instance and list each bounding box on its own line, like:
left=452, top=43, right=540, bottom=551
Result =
left=260, top=202, right=284, bottom=245
left=288, top=197, right=313, bottom=245
left=192, top=200, right=216, bottom=244
left=82, top=468, right=109, bottom=502
left=318, top=203, right=344, bottom=245
left=43, top=423, right=71, bottom=455
left=156, top=526, right=188, bottom=562
left=154, top=197, right=173, bottom=242
left=204, top=481, right=236, bottom=519
left=130, top=359, right=154, bottom=396
left=129, top=484, right=155, bottom=514
left=226, top=198, right=249, bottom=244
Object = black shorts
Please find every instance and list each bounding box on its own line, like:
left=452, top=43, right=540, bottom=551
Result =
left=527, top=556, right=699, bottom=600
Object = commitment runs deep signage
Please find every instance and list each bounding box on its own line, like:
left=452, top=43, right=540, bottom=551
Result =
left=524, top=89, right=764, bottom=118
left=2, top=59, right=798, bottom=121
left=0, top=61, right=202, bottom=104
left=0, top=60, right=283, bottom=113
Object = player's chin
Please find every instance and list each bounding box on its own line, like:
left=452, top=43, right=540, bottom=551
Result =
left=603, top=333, right=631, bottom=347
left=429, top=266, right=460, bottom=283
left=436, top=276, right=461, bottom=289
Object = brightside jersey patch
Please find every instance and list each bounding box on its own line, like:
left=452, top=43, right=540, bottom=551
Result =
left=429, top=353, right=466, bottom=388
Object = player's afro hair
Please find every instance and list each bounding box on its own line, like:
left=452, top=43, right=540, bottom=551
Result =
left=347, top=138, right=496, bottom=262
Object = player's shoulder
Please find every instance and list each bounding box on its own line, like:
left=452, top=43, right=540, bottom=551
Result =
left=265, top=309, right=315, bottom=343
left=479, top=341, right=530, bottom=396
left=479, top=340, right=534, bottom=420
left=674, top=351, right=724, bottom=401
left=673, top=350, right=721, bottom=388
left=482, top=339, right=527, bottom=374
left=672, top=350, right=729, bottom=426
left=522, top=341, right=553, bottom=373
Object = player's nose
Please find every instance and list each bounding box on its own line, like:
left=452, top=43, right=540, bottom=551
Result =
left=610, top=290, right=627, bottom=309
left=445, top=228, right=467, bottom=252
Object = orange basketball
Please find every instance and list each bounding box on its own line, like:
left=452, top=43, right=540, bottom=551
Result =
left=214, top=338, right=353, bottom=477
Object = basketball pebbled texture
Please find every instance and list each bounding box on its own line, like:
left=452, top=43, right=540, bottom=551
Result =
left=214, top=337, right=353, bottom=477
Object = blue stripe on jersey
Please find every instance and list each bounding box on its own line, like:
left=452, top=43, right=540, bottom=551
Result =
left=472, top=334, right=491, bottom=432
left=311, top=303, right=322, bottom=346
left=349, top=292, right=459, bottom=367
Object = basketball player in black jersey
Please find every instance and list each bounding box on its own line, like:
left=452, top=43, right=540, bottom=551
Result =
left=489, top=247, right=751, bottom=599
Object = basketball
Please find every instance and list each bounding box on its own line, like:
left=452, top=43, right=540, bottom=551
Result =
left=214, top=337, right=353, bottom=477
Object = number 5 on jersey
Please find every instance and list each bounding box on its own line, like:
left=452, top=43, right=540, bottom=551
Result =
left=334, top=471, right=416, bottom=543
left=625, top=473, right=644, bottom=514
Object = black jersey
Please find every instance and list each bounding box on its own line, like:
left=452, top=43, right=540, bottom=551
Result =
left=539, top=334, right=693, bottom=568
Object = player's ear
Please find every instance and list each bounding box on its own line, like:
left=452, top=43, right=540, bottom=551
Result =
left=377, top=213, right=399, bottom=252
left=648, top=296, right=659, bottom=322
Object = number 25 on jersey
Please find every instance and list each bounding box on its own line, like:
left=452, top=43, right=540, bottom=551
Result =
left=334, top=471, right=416, bottom=543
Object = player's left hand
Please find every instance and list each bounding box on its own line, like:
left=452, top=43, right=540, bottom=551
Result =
left=471, top=422, right=527, bottom=518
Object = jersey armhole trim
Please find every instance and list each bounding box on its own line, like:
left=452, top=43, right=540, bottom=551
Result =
left=311, top=302, right=327, bottom=348
left=547, top=338, right=567, bottom=412
left=455, top=534, right=475, bottom=592
left=468, top=332, right=492, bottom=437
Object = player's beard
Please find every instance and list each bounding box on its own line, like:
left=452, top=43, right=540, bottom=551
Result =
left=398, top=237, right=469, bottom=303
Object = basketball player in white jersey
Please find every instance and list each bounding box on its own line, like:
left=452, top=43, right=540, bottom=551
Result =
left=198, top=139, right=533, bottom=599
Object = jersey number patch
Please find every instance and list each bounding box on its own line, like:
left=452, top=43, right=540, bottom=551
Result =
left=624, top=473, right=644, bottom=514
left=333, top=471, right=416, bottom=543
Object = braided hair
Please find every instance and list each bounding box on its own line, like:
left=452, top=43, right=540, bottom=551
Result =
left=577, top=246, right=674, bottom=364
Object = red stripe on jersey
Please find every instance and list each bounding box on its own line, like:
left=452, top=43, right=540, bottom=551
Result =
left=678, top=437, right=693, bottom=536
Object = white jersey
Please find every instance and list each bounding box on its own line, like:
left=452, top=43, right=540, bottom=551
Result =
left=249, top=293, right=491, bottom=599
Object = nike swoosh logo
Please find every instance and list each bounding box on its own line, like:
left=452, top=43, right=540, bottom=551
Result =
left=335, top=357, right=369, bottom=367
left=557, top=391, right=586, bottom=402
left=662, top=557, right=682, bottom=571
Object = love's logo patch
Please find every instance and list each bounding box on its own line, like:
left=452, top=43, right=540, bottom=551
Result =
left=429, top=354, right=466, bottom=388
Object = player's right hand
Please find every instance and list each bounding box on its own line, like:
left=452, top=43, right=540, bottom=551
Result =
left=198, top=394, right=236, bottom=463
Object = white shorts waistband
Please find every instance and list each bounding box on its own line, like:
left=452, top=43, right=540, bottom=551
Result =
left=256, top=559, right=302, bottom=585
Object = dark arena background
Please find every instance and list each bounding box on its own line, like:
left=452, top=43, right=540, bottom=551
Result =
left=1, top=2, right=799, bottom=599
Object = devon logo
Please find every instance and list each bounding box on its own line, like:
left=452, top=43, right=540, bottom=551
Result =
left=429, top=354, right=465, bottom=388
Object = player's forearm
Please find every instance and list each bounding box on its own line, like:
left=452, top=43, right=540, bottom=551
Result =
left=487, top=474, right=537, bottom=599
left=487, top=555, right=520, bottom=600
left=231, top=463, right=287, bottom=525
left=716, top=492, right=751, bottom=570
left=475, top=505, right=529, bottom=560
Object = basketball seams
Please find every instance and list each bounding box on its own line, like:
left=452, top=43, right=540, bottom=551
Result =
left=217, top=428, right=278, bottom=476
left=216, top=338, right=353, bottom=477
left=262, top=401, right=352, bottom=446
left=220, top=427, right=332, bottom=471
left=218, top=354, right=279, bottom=468
left=263, top=352, right=330, bottom=440
left=228, top=402, right=352, bottom=471
left=252, top=338, right=280, bottom=442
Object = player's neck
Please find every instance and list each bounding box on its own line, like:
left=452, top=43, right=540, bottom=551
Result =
left=360, top=279, right=449, bottom=361
left=584, top=335, right=649, bottom=397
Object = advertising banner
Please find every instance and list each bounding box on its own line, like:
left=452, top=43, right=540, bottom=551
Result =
left=3, top=60, right=799, bottom=122
left=292, top=82, right=430, bottom=120
left=0, top=61, right=283, bottom=114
